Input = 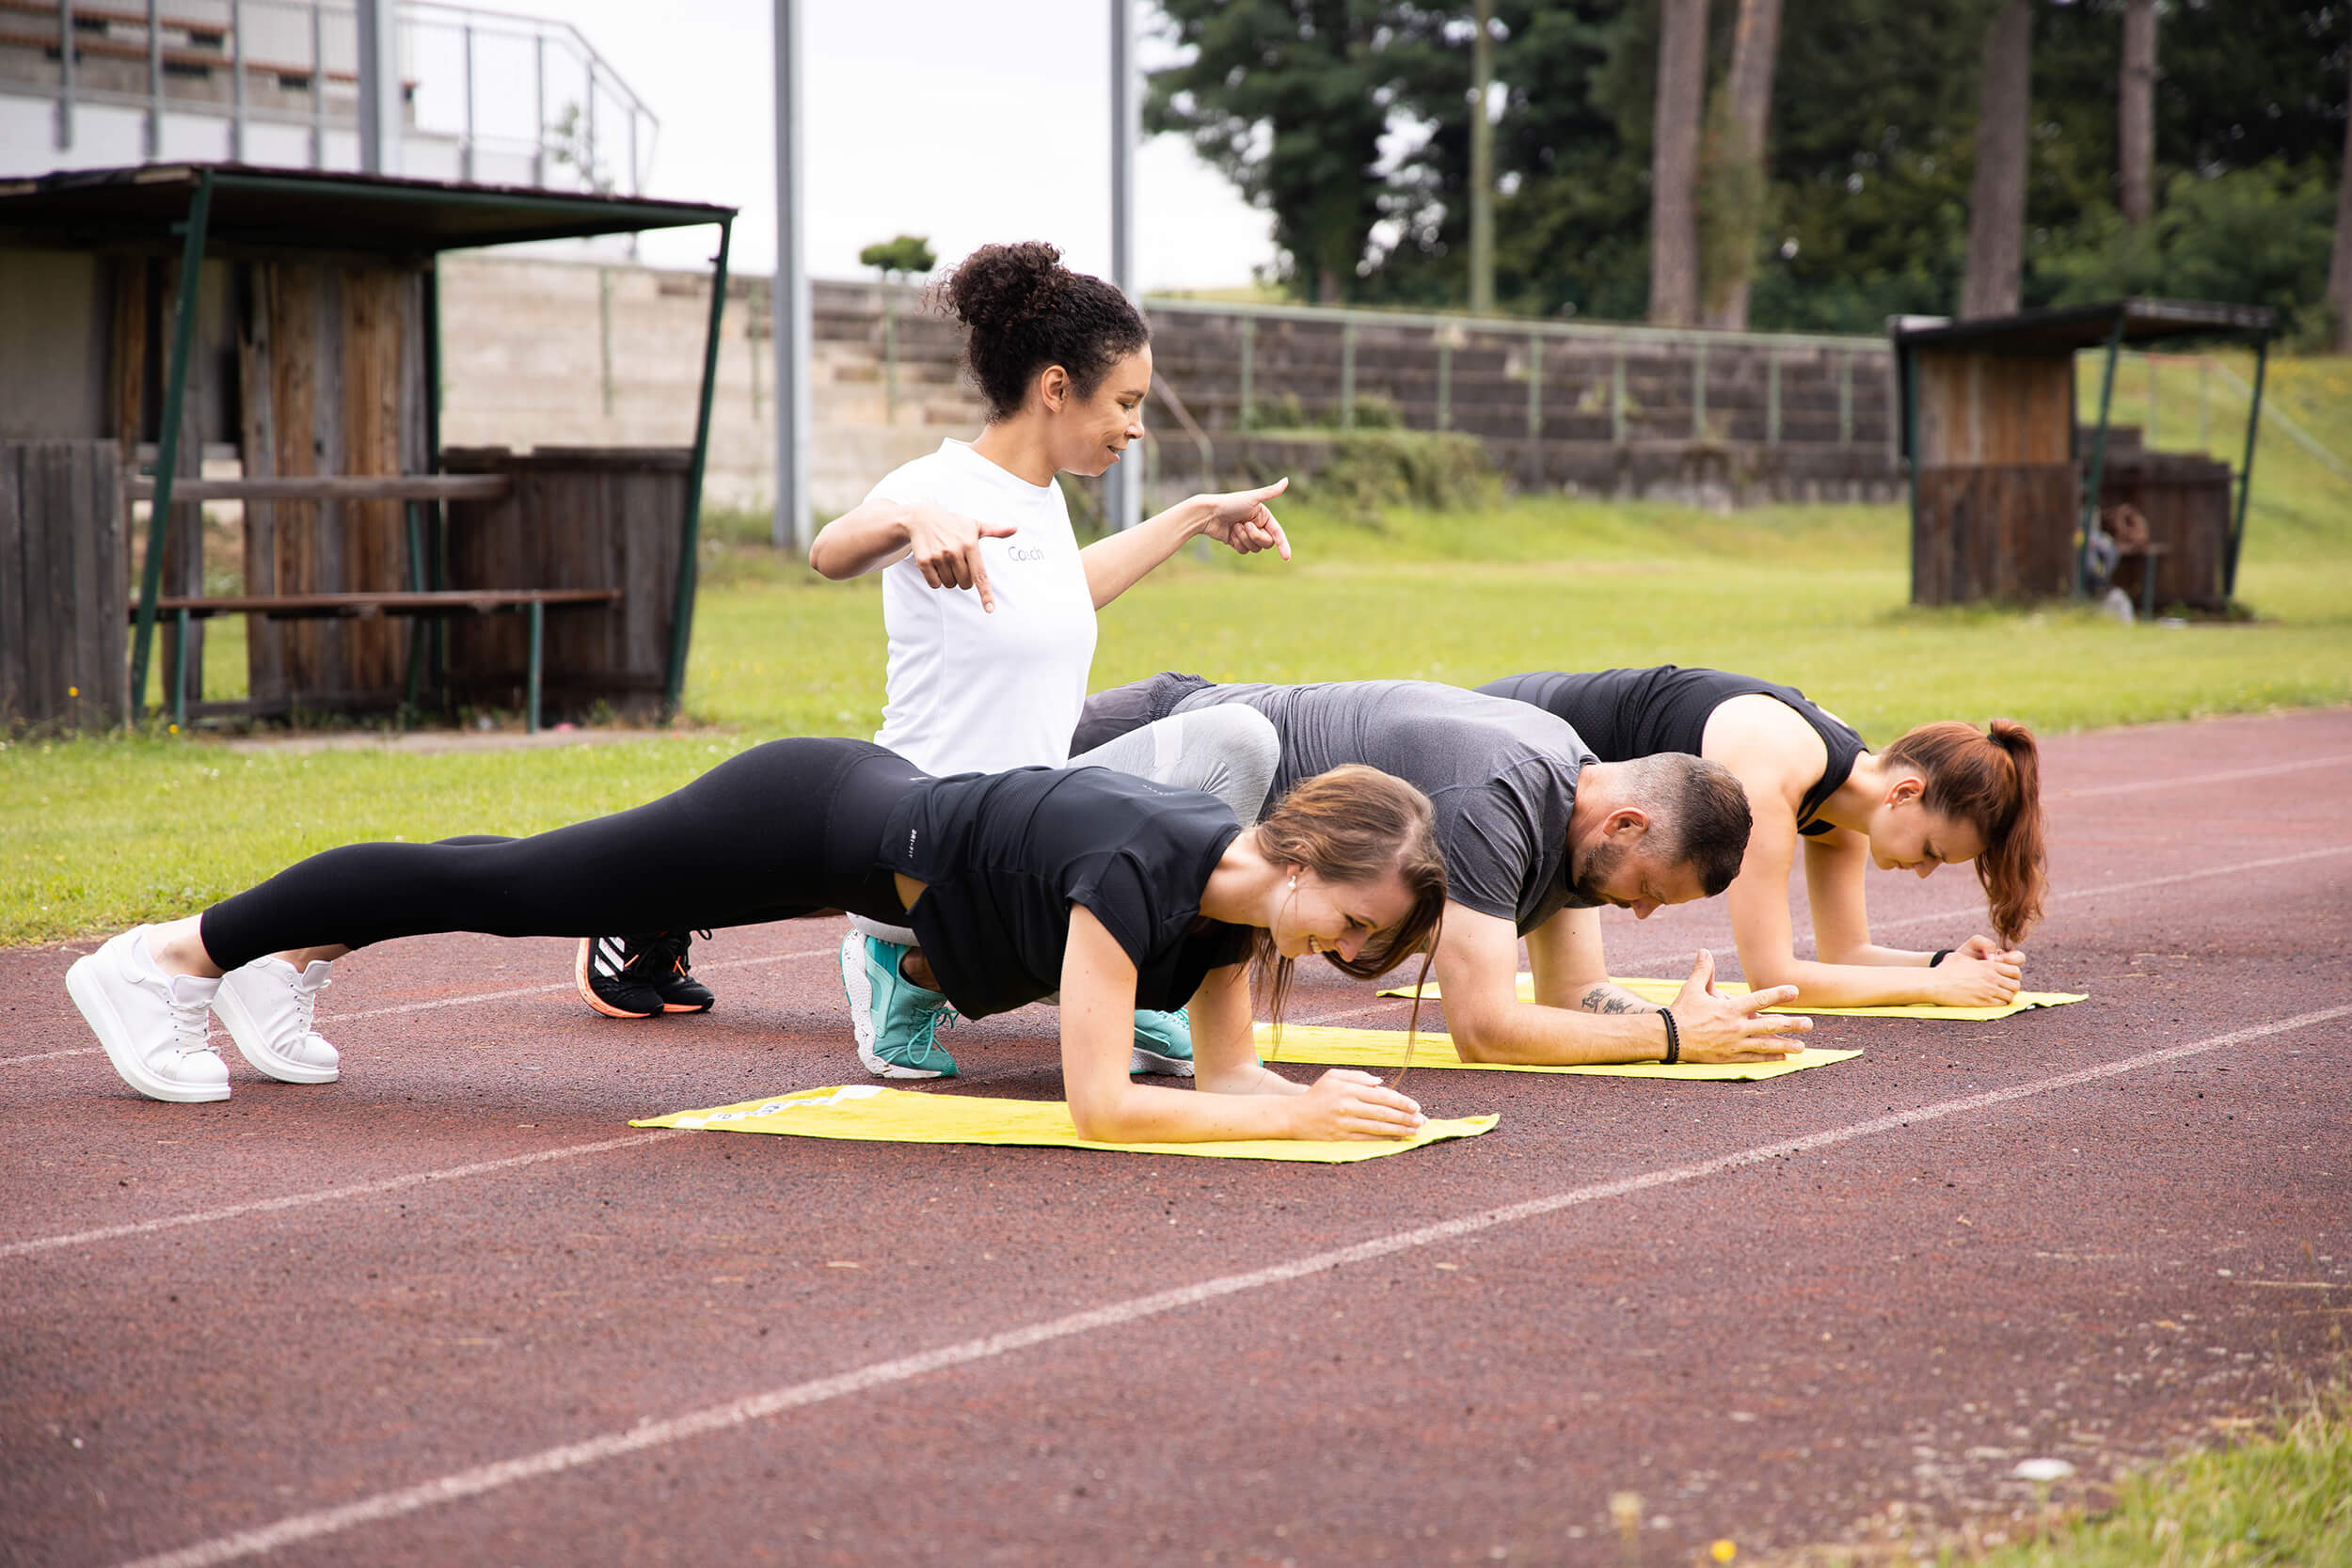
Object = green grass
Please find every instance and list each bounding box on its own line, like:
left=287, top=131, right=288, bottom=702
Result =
left=1889, top=1379, right=2349, bottom=1568
left=8, top=356, right=2348, bottom=947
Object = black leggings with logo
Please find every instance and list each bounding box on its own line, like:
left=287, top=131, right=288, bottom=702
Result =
left=198, top=739, right=922, bottom=972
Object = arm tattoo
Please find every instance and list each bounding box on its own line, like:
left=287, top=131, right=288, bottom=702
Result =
left=1578, top=985, right=1660, bottom=1016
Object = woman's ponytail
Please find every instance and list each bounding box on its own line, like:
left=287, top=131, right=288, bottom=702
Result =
left=1883, top=720, right=2048, bottom=945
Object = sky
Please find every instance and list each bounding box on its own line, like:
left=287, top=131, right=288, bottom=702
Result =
left=517, top=0, right=1278, bottom=289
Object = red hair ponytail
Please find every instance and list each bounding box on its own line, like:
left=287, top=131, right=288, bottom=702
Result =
left=1882, top=720, right=2047, bottom=945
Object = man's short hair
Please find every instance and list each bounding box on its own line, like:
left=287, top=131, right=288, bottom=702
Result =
left=1614, top=754, right=1752, bottom=895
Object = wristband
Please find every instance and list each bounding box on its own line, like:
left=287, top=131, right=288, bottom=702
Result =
left=1660, top=1008, right=1680, bottom=1066
left=1930, top=949, right=1953, bottom=967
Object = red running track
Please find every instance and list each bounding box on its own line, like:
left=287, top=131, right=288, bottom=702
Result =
left=3, top=707, right=2348, bottom=1567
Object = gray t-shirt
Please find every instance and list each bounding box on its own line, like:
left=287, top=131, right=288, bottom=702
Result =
left=1170, top=680, right=1596, bottom=931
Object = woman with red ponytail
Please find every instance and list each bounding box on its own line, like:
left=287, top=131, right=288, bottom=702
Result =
left=1479, top=667, right=2047, bottom=1009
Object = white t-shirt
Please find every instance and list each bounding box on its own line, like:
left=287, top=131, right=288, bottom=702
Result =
left=865, top=439, right=1099, bottom=775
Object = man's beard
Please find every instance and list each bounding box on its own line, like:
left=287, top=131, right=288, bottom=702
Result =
left=1569, top=837, right=1628, bottom=907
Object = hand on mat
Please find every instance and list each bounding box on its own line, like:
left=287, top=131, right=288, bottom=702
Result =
left=905, top=502, right=1023, bottom=611
left=1295, top=1069, right=1425, bottom=1140
left=1935, top=943, right=2025, bottom=1007
left=1671, top=951, right=1810, bottom=1063
left=1198, top=479, right=1292, bottom=561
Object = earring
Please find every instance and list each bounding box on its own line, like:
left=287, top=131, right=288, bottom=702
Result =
left=1287, top=874, right=1297, bottom=891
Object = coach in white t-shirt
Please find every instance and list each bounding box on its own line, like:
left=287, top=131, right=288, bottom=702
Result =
left=808, top=243, right=1293, bottom=1080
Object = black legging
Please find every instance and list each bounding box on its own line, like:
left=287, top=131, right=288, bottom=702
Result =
left=199, top=739, right=923, bottom=972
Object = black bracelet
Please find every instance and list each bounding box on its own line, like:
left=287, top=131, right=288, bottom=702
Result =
left=1930, top=949, right=1953, bottom=967
left=1660, top=1008, right=1680, bottom=1066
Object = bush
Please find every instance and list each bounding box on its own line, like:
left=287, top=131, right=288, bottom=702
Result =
left=1286, top=430, right=1501, bottom=522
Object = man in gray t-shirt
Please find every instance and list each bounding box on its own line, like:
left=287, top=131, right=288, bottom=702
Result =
left=1074, top=674, right=1812, bottom=1066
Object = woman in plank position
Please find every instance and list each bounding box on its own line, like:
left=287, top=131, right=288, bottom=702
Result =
left=582, top=241, right=1292, bottom=1087
left=1478, top=667, right=2044, bottom=1009
left=67, top=741, right=1446, bottom=1145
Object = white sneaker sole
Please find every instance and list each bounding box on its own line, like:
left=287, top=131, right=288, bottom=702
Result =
left=212, top=983, right=340, bottom=1084
left=67, top=955, right=230, bottom=1103
left=1129, top=1046, right=1196, bottom=1078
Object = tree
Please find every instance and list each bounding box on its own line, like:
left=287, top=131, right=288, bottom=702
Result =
left=2118, top=0, right=2156, bottom=228
left=859, top=235, right=936, bottom=423
left=1648, top=0, right=1707, bottom=325
left=1147, top=0, right=1402, bottom=302
left=2332, top=45, right=2352, bottom=352
left=1700, top=0, right=1785, bottom=328
left=1961, top=0, right=2033, bottom=318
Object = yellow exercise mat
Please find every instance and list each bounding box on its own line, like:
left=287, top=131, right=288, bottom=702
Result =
left=633, top=1084, right=1497, bottom=1164
left=1256, top=1022, right=1857, bottom=1081
left=1377, top=974, right=2087, bottom=1022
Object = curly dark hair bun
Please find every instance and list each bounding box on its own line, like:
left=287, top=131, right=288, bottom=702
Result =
left=935, top=242, right=1149, bottom=420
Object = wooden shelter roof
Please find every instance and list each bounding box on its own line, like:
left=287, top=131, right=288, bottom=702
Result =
left=0, top=164, right=735, bottom=254
left=1888, top=298, right=2276, bottom=357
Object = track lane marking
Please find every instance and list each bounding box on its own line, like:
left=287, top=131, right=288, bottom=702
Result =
left=105, top=1001, right=2352, bottom=1568
left=0, top=942, right=842, bottom=1069
left=2056, top=752, right=2352, bottom=799
left=0, top=1132, right=689, bottom=1260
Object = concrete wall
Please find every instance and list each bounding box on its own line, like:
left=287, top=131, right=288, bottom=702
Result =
left=435, top=254, right=1906, bottom=518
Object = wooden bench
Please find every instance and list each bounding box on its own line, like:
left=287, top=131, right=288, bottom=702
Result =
left=133, top=588, right=622, bottom=734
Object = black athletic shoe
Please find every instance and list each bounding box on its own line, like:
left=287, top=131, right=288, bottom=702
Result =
left=577, top=932, right=706, bottom=1019
left=644, top=930, right=715, bottom=1013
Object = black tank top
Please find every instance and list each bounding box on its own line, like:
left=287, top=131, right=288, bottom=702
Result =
left=1477, top=667, right=1867, bottom=836
left=882, top=765, right=1251, bottom=1019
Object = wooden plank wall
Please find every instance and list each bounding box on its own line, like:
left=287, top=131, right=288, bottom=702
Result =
left=1912, top=350, right=2074, bottom=467
left=2102, top=451, right=2232, bottom=611
left=439, top=447, right=689, bottom=721
left=0, top=440, right=128, bottom=730
left=237, top=257, right=428, bottom=712
left=1911, top=462, right=2078, bottom=605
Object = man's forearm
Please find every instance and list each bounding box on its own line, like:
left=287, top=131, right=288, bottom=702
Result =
left=1449, top=998, right=1672, bottom=1066
left=1574, top=982, right=1663, bottom=1016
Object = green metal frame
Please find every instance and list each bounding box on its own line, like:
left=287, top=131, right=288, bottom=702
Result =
left=2224, top=337, right=2270, bottom=599
left=2075, top=316, right=2127, bottom=599
left=663, top=216, right=732, bottom=721
left=128, top=168, right=214, bottom=721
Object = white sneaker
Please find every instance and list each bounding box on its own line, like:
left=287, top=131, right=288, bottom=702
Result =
left=214, top=957, right=341, bottom=1084
left=65, top=927, right=230, bottom=1103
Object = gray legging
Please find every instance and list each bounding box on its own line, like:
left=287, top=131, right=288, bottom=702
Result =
left=847, top=704, right=1280, bottom=948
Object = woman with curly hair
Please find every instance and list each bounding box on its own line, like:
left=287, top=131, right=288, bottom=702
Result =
left=1479, top=667, right=2046, bottom=1009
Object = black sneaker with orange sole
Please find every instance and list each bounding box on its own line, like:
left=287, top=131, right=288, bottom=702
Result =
left=577, top=931, right=715, bottom=1018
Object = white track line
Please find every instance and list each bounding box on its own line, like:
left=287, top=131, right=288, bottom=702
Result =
left=0, top=1132, right=688, bottom=1260
left=110, top=1002, right=2352, bottom=1568
left=0, top=942, right=841, bottom=1069
left=2057, top=752, right=2352, bottom=800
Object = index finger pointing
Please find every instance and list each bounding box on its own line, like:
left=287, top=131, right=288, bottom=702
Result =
left=968, top=548, right=995, bottom=614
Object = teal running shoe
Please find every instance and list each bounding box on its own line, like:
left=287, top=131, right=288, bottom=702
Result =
left=1130, top=1007, right=1194, bottom=1077
left=841, top=931, right=959, bottom=1079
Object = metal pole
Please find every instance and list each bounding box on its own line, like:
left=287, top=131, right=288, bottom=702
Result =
left=771, top=0, right=811, bottom=549
left=461, top=23, right=475, bottom=182
left=1238, top=314, right=1254, bottom=432
left=130, top=171, right=213, bottom=719
left=1107, top=0, right=1141, bottom=530
left=2145, top=350, right=2159, bottom=447
left=2078, top=318, right=2127, bottom=598
left=1838, top=354, right=1853, bottom=446
left=532, top=35, right=547, bottom=185
left=2224, top=338, right=2268, bottom=599
left=585, top=60, right=598, bottom=188
left=145, top=0, right=160, bottom=159
left=666, top=219, right=732, bottom=720
left=54, top=0, right=72, bottom=151
left=357, top=0, right=400, bottom=174
left=1526, top=330, right=1542, bottom=438
left=1691, top=339, right=1707, bottom=438
left=309, top=1, right=324, bottom=167
left=1437, top=338, right=1452, bottom=431
left=1902, top=343, right=1923, bottom=600
left=628, top=107, right=640, bottom=196
left=1765, top=349, right=1781, bottom=447
left=1612, top=346, right=1627, bottom=446
left=2199, top=355, right=2211, bottom=452
left=229, top=0, right=245, bottom=162
left=1339, top=319, right=1357, bottom=429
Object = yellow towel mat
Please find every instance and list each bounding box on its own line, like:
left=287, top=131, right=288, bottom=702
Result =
left=1377, top=974, right=2087, bottom=1022
left=634, top=1084, right=1497, bottom=1164
left=1256, top=1022, right=1856, bottom=1081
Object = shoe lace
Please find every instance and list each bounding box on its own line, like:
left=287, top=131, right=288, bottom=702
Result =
left=643, top=929, right=703, bottom=976
left=168, top=991, right=219, bottom=1063
left=294, top=970, right=327, bottom=1037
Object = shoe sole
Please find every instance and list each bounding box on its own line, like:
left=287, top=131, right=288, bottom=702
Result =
left=660, top=997, right=715, bottom=1013
left=1129, top=1047, right=1196, bottom=1078
left=576, top=939, right=661, bottom=1019
left=66, top=955, right=230, bottom=1103
left=211, top=983, right=339, bottom=1084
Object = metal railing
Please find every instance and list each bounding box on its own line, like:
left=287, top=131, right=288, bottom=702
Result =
left=10, top=0, right=655, bottom=192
